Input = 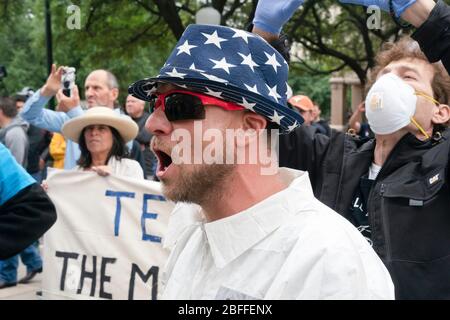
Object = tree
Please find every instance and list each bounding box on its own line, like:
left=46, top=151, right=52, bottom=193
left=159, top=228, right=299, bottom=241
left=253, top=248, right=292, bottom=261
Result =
left=285, top=0, right=407, bottom=86
left=0, top=0, right=47, bottom=96
left=0, top=0, right=180, bottom=103
left=1, top=0, right=447, bottom=108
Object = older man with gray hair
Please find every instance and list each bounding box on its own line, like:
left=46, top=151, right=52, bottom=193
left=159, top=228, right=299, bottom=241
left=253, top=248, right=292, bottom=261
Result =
left=21, top=66, right=137, bottom=169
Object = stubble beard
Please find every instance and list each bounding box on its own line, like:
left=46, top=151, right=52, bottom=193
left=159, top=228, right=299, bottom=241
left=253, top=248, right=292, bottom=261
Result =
left=161, top=163, right=235, bottom=206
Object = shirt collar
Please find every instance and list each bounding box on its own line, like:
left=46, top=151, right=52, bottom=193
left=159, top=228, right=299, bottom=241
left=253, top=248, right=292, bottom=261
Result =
left=204, top=168, right=316, bottom=268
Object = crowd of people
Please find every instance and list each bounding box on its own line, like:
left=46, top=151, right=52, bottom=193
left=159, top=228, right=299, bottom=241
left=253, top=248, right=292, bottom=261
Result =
left=0, top=0, right=449, bottom=300
left=0, top=68, right=158, bottom=289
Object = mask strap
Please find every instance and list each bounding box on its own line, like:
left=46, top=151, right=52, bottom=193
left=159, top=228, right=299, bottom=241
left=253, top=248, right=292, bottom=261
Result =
left=410, top=116, right=430, bottom=139
left=415, top=92, right=440, bottom=106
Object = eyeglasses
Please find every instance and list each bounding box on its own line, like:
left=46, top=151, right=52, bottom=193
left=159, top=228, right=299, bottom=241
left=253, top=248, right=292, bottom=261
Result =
left=151, top=90, right=244, bottom=121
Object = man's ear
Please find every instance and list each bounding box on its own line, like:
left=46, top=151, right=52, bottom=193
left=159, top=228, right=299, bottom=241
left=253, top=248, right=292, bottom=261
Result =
left=432, top=104, right=450, bottom=125
left=242, top=111, right=267, bottom=131
left=235, top=112, right=268, bottom=148
left=111, top=88, right=119, bottom=101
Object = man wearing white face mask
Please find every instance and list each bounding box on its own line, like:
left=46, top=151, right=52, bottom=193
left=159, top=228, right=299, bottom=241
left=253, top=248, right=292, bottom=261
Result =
left=280, top=37, right=450, bottom=299
left=365, top=72, right=442, bottom=139
left=251, top=0, right=450, bottom=300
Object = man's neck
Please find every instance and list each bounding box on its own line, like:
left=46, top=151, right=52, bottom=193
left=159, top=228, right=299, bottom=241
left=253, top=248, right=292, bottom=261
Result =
left=200, top=165, right=287, bottom=222
left=373, top=130, right=407, bottom=166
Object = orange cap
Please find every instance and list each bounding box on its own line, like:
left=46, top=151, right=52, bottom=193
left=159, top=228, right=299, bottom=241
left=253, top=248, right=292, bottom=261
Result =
left=288, top=95, right=314, bottom=112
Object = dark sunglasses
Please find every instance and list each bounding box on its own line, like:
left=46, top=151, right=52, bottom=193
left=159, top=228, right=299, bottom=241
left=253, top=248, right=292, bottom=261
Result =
left=150, top=90, right=244, bottom=122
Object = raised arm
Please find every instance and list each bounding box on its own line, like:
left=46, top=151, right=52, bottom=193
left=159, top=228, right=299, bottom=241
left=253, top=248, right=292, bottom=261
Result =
left=339, top=0, right=450, bottom=74
left=21, top=64, right=83, bottom=133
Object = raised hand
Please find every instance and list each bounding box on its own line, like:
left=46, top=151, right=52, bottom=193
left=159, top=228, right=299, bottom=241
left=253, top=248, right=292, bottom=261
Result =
left=253, top=0, right=305, bottom=35
left=41, top=64, right=64, bottom=97
left=357, top=102, right=366, bottom=113
left=339, top=0, right=417, bottom=17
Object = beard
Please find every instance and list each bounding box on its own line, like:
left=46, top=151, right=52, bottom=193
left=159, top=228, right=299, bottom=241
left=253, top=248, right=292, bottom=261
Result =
left=161, top=163, right=235, bottom=205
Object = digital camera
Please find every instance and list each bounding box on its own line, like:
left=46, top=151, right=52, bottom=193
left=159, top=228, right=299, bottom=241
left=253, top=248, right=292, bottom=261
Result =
left=61, top=67, right=76, bottom=97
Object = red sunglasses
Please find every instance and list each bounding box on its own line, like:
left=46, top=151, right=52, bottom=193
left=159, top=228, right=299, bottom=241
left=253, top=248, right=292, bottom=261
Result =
left=151, top=90, right=244, bottom=121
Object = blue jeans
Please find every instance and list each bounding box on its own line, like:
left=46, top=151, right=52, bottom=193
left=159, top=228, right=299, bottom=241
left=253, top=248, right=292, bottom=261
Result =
left=0, top=243, right=42, bottom=283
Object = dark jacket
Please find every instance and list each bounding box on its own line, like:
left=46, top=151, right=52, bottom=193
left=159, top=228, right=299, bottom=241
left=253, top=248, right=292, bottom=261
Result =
left=412, top=0, right=450, bottom=74
left=279, top=126, right=450, bottom=299
left=132, top=112, right=157, bottom=178
left=0, top=183, right=57, bottom=259
left=25, top=124, right=52, bottom=175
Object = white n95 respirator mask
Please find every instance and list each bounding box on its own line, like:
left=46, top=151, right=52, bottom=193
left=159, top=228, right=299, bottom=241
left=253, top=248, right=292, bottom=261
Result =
left=365, top=73, right=439, bottom=139
left=365, top=73, right=419, bottom=135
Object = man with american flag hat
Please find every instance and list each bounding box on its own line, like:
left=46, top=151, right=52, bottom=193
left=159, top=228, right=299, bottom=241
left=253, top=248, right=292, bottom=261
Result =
left=127, top=0, right=394, bottom=300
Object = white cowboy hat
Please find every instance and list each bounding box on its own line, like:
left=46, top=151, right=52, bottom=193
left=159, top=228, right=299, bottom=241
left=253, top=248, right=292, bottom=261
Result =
left=62, top=106, right=138, bottom=143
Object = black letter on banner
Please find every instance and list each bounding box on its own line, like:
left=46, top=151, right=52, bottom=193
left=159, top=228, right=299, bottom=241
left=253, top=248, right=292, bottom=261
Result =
left=77, top=255, right=97, bottom=297
left=105, top=190, right=135, bottom=237
left=128, top=264, right=159, bottom=300
left=55, top=251, right=79, bottom=291
left=141, top=194, right=165, bottom=242
left=99, top=257, right=116, bottom=299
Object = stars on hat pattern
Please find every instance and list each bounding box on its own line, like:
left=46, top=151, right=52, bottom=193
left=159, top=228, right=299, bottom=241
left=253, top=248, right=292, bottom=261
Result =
left=238, top=53, right=258, bottom=72
left=239, top=98, right=256, bottom=112
left=130, top=25, right=303, bottom=132
left=202, top=30, right=227, bottom=49
left=264, top=52, right=282, bottom=73
left=176, top=40, right=197, bottom=56
left=165, top=68, right=187, bottom=78
left=210, top=57, right=236, bottom=74
left=171, top=27, right=288, bottom=101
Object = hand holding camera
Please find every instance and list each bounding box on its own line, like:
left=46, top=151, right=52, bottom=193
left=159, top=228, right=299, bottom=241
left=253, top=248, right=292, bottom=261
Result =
left=41, top=64, right=77, bottom=96
left=56, top=83, right=80, bottom=113
left=41, top=64, right=79, bottom=112
left=61, top=66, right=76, bottom=97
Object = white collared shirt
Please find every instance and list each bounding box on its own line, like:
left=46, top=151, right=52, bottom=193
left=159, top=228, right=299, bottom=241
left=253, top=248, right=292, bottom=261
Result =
left=161, top=168, right=394, bottom=300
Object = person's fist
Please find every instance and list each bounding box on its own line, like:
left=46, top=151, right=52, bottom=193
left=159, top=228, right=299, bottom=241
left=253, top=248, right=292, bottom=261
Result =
left=253, top=0, right=305, bottom=35
left=357, top=102, right=366, bottom=113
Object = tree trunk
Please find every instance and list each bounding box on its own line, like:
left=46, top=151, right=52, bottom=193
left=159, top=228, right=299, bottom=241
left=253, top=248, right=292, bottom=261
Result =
left=152, top=0, right=185, bottom=40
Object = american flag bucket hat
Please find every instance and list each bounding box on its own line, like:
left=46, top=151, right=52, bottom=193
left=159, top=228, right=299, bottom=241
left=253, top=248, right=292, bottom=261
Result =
left=128, top=24, right=303, bottom=133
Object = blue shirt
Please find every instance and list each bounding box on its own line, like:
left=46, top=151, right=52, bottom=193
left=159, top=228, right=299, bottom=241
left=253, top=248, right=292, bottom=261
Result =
left=0, top=143, right=35, bottom=206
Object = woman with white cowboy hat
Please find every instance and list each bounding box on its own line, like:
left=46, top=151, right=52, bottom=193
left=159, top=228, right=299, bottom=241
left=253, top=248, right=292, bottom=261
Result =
left=61, top=106, right=143, bottom=178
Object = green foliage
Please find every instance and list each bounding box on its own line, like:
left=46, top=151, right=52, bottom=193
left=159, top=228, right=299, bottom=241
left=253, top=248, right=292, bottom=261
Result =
left=288, top=71, right=331, bottom=118
left=2, top=0, right=448, bottom=110
left=0, top=0, right=176, bottom=104
left=0, top=0, right=47, bottom=95
left=50, top=0, right=177, bottom=103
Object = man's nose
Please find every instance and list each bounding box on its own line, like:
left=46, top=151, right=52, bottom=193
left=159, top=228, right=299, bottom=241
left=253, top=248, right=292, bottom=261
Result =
left=146, top=107, right=173, bottom=136
left=85, top=87, right=95, bottom=97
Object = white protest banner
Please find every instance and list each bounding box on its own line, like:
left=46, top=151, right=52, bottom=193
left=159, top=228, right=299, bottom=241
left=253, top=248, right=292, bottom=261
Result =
left=42, top=169, right=174, bottom=300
